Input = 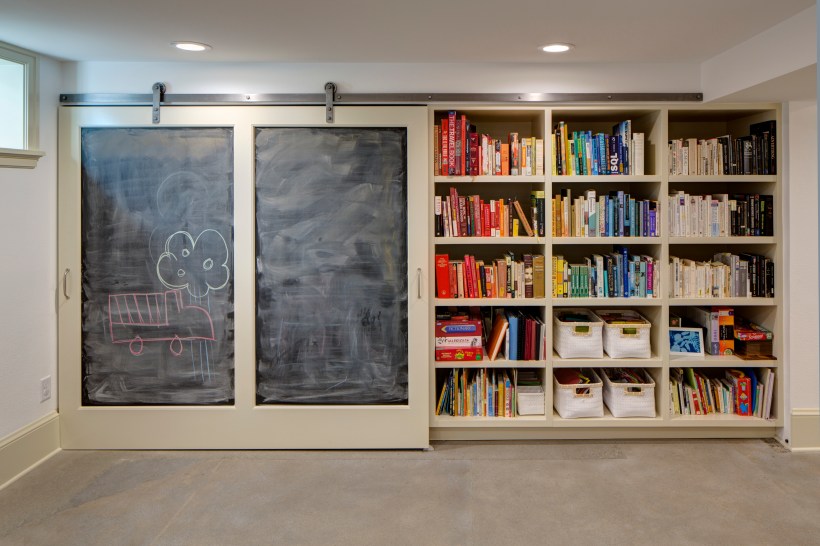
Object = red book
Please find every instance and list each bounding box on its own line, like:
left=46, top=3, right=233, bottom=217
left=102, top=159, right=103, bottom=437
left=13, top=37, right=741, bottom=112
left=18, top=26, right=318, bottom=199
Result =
left=482, top=203, right=491, bottom=237
left=448, top=262, right=458, bottom=298
left=463, top=254, right=474, bottom=298
left=472, top=195, right=482, bottom=237
left=458, top=196, right=468, bottom=238
left=440, top=122, right=449, bottom=176
left=447, top=111, right=456, bottom=176
left=435, top=254, right=451, bottom=298
left=469, top=131, right=479, bottom=176
left=460, top=115, right=467, bottom=176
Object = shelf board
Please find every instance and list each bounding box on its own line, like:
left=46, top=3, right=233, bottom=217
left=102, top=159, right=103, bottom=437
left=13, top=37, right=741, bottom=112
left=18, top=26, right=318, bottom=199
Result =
left=668, top=414, right=777, bottom=427
left=434, top=359, right=545, bottom=369
left=552, top=355, right=663, bottom=368
left=668, top=175, right=777, bottom=183
left=669, top=354, right=777, bottom=367
left=552, top=297, right=660, bottom=306
left=434, top=175, right=545, bottom=184
left=668, top=236, right=775, bottom=245
left=431, top=414, right=548, bottom=428
left=553, top=237, right=660, bottom=245
left=435, top=298, right=547, bottom=306
left=669, top=297, right=776, bottom=306
left=552, top=175, right=660, bottom=184
left=435, top=236, right=545, bottom=245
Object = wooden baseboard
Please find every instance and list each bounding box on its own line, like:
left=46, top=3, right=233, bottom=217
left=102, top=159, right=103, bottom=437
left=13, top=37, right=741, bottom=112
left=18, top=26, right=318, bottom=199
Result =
left=0, top=413, right=60, bottom=491
left=790, top=409, right=820, bottom=451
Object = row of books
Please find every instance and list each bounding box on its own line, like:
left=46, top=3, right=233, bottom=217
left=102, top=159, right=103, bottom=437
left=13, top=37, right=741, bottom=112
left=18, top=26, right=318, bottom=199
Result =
left=668, top=120, right=776, bottom=175
left=434, top=188, right=545, bottom=238
left=435, top=367, right=518, bottom=417
left=669, top=367, right=774, bottom=418
left=667, top=192, right=774, bottom=237
left=552, top=121, right=645, bottom=176
left=668, top=253, right=774, bottom=299
left=497, top=310, right=548, bottom=361
left=553, top=189, right=659, bottom=238
left=434, top=253, right=546, bottom=299
left=433, top=111, right=545, bottom=177
left=553, top=251, right=658, bottom=298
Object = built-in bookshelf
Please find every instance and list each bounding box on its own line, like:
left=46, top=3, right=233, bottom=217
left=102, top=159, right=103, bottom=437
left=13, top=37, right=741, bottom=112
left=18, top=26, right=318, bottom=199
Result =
left=428, top=105, right=782, bottom=440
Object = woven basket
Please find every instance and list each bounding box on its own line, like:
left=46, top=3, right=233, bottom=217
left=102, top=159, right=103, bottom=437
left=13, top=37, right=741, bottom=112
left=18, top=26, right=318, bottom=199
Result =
left=516, top=386, right=545, bottom=416
left=553, top=368, right=603, bottom=418
left=595, top=310, right=652, bottom=359
left=553, top=309, right=603, bottom=359
left=601, top=368, right=656, bottom=417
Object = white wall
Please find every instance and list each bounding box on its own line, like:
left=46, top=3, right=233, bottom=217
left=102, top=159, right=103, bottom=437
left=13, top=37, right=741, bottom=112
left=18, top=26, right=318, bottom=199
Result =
left=62, top=61, right=701, bottom=95
left=0, top=56, right=59, bottom=439
left=701, top=4, right=816, bottom=102
left=786, top=100, right=819, bottom=415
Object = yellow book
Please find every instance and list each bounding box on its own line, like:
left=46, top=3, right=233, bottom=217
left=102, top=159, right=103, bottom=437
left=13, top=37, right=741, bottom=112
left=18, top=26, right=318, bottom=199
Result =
left=512, top=218, right=519, bottom=237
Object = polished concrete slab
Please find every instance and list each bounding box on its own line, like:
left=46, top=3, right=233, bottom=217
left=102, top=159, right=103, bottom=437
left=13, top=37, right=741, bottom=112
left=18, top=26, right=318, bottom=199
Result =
left=1, top=439, right=818, bottom=545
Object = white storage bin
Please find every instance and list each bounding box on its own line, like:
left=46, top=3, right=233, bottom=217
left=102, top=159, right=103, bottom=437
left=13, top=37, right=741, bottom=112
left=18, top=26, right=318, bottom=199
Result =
left=595, top=310, right=652, bottom=359
left=553, top=309, right=603, bottom=359
left=553, top=368, right=603, bottom=418
left=600, top=368, right=656, bottom=417
left=516, top=386, right=545, bottom=416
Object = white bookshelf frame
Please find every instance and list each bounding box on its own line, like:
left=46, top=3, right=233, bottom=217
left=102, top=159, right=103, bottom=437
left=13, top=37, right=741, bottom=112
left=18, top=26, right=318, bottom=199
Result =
left=429, top=103, right=783, bottom=440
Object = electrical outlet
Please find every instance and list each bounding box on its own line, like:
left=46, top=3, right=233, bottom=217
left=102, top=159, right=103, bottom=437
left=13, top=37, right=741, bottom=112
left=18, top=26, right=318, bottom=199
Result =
left=40, top=376, right=52, bottom=402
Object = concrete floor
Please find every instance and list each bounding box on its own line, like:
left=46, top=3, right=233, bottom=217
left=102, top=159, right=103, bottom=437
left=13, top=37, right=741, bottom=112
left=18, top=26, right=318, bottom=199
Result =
left=1, top=439, right=819, bottom=545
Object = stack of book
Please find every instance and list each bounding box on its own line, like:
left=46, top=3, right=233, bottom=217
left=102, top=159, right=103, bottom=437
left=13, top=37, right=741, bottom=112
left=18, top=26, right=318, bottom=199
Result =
left=552, top=188, right=659, bottom=237
left=435, top=252, right=545, bottom=299
left=668, top=252, right=774, bottom=298
left=669, top=367, right=774, bottom=418
left=667, top=191, right=774, bottom=237
left=433, top=111, right=544, bottom=177
left=435, top=188, right=543, bottom=237
left=734, top=316, right=774, bottom=357
left=668, top=120, right=776, bottom=175
left=553, top=250, right=658, bottom=298
left=552, top=121, right=644, bottom=176
left=434, top=314, right=484, bottom=362
left=435, top=368, right=517, bottom=417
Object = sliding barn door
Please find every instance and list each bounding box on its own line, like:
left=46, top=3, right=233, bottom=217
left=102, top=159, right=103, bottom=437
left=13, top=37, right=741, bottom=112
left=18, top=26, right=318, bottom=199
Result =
left=58, top=106, right=429, bottom=448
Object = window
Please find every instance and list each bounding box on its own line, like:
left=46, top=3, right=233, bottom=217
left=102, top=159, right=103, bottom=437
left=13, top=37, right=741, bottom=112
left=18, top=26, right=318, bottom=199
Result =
left=0, top=41, right=43, bottom=168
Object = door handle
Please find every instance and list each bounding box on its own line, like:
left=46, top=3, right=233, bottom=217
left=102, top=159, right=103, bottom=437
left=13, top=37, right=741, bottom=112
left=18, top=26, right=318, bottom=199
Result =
left=63, top=268, right=71, bottom=299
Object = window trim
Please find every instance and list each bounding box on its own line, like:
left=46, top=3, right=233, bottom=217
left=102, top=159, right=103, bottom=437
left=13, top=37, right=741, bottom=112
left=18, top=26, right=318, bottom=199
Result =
left=0, top=41, right=43, bottom=168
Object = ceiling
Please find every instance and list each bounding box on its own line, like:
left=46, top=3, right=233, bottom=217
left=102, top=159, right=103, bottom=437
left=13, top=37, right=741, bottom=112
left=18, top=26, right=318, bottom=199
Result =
left=0, top=0, right=814, bottom=63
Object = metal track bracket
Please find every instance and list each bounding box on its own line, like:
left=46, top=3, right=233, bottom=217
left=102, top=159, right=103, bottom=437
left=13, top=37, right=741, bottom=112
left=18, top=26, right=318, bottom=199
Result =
left=324, top=82, right=337, bottom=123
left=152, top=82, right=166, bottom=124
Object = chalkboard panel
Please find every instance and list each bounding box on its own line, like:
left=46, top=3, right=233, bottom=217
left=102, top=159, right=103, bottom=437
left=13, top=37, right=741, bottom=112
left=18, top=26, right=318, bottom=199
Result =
left=255, top=127, right=408, bottom=404
left=81, top=128, right=234, bottom=405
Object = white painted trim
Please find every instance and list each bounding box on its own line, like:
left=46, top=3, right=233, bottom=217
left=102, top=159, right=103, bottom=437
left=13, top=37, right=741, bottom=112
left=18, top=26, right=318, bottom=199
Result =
left=789, top=410, right=820, bottom=451
left=0, top=412, right=60, bottom=491
left=0, top=147, right=45, bottom=168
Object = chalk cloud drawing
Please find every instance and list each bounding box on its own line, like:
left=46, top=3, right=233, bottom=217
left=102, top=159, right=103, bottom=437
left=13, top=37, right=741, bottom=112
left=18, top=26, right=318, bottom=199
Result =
left=156, top=229, right=230, bottom=298
left=108, top=289, right=215, bottom=356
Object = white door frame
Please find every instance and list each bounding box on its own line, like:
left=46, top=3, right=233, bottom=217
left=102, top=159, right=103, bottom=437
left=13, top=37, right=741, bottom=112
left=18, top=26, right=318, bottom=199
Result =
left=58, top=105, right=429, bottom=449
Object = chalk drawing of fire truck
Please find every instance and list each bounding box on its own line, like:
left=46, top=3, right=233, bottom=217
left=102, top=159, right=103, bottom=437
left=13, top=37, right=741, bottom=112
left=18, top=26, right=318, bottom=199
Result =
left=108, top=289, right=215, bottom=356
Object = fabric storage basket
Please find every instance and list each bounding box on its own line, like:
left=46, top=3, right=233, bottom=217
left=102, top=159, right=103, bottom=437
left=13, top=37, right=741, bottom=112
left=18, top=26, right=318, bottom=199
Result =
left=601, top=368, right=656, bottom=417
left=594, top=310, right=652, bottom=359
left=553, top=368, right=603, bottom=418
left=553, top=309, right=603, bottom=358
left=516, top=386, right=545, bottom=416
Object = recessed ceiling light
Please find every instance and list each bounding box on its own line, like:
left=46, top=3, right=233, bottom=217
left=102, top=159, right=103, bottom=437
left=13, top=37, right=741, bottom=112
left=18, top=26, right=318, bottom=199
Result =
left=172, top=41, right=212, bottom=52
left=541, top=43, right=574, bottom=53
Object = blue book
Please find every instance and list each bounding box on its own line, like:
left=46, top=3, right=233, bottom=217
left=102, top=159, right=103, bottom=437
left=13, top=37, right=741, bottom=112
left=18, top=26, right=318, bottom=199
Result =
left=506, top=312, right=519, bottom=360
